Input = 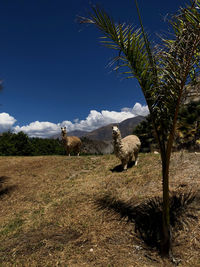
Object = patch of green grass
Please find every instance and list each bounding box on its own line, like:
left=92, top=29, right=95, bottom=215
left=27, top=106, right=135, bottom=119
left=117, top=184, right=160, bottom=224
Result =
left=31, top=207, right=45, bottom=218
left=0, top=216, right=24, bottom=237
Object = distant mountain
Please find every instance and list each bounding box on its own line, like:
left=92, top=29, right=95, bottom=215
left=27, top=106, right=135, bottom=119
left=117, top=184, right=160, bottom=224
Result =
left=84, top=115, right=145, bottom=141
left=84, top=124, right=115, bottom=141
left=67, top=130, right=89, bottom=137
left=118, top=115, right=146, bottom=139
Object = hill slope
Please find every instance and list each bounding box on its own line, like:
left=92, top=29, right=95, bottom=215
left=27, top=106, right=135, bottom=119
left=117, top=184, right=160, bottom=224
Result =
left=82, top=115, right=145, bottom=141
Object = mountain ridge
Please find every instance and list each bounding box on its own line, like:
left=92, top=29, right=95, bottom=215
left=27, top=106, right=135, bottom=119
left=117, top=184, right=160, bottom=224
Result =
left=85, top=115, right=145, bottom=141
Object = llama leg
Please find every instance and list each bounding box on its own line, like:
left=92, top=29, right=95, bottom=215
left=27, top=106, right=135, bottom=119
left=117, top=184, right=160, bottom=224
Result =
left=76, top=145, right=81, bottom=156
left=122, top=159, right=128, bottom=171
left=129, top=155, right=133, bottom=166
left=134, top=151, right=138, bottom=166
left=123, top=163, right=128, bottom=171
left=66, top=147, right=70, bottom=156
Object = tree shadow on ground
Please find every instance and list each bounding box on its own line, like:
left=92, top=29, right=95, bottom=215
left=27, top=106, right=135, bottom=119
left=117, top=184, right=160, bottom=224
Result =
left=0, top=176, right=9, bottom=184
left=95, top=190, right=199, bottom=252
left=110, top=161, right=136, bottom=172
left=0, top=176, right=17, bottom=198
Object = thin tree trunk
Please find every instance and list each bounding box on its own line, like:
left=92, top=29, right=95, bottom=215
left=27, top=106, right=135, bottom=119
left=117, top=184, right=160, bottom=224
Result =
left=160, top=151, right=171, bottom=256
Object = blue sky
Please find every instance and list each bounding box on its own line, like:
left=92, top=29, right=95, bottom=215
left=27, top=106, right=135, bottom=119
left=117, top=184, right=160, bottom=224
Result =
left=0, top=0, right=189, bottom=137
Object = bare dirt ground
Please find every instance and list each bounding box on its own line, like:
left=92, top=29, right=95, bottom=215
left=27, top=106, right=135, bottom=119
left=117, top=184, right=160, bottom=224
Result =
left=0, top=152, right=199, bottom=267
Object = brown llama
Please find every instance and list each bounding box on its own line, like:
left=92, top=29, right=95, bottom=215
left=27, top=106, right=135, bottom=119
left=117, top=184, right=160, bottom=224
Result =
left=61, top=127, right=82, bottom=156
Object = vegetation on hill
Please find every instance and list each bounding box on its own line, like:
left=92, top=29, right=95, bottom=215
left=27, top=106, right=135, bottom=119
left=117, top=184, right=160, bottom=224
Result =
left=0, top=131, right=65, bottom=156
left=0, top=131, right=113, bottom=156
left=176, top=101, right=200, bottom=150
left=133, top=101, right=200, bottom=152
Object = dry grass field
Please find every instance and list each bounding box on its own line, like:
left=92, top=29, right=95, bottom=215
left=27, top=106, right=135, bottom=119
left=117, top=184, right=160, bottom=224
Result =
left=0, top=152, right=200, bottom=267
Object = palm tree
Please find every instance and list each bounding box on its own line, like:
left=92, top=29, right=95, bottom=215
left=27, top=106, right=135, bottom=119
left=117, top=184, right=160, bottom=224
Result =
left=80, top=0, right=200, bottom=256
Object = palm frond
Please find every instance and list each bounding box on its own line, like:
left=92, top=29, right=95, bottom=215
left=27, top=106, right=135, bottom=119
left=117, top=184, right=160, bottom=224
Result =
left=79, top=6, right=155, bottom=100
left=134, top=0, right=158, bottom=78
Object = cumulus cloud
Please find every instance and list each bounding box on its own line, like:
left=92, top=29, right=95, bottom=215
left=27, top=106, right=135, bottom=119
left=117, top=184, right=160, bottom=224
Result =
left=121, top=102, right=149, bottom=116
left=61, top=103, right=149, bottom=133
left=1, top=102, right=149, bottom=138
left=14, top=121, right=62, bottom=138
left=0, top=113, right=16, bottom=132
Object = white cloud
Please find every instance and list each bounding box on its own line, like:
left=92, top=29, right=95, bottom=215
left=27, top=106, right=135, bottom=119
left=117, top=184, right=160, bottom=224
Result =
left=122, top=102, right=149, bottom=116
left=0, top=102, right=149, bottom=138
left=0, top=113, right=16, bottom=132
left=62, top=103, right=149, bottom=132
left=14, top=121, right=62, bottom=138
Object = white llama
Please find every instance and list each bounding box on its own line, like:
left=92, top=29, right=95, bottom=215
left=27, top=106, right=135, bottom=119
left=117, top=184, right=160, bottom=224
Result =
left=61, top=127, right=82, bottom=156
left=112, top=126, right=141, bottom=171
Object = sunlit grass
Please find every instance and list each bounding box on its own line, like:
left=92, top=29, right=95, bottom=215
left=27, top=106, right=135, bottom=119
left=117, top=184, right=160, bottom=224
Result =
left=0, top=153, right=199, bottom=266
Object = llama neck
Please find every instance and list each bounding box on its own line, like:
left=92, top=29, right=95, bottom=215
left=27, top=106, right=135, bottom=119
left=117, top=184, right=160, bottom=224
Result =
left=113, top=133, right=122, bottom=151
left=62, top=133, right=68, bottom=141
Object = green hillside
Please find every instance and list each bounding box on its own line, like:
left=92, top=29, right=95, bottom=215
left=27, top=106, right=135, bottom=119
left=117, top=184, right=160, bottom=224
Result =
left=133, top=101, right=200, bottom=152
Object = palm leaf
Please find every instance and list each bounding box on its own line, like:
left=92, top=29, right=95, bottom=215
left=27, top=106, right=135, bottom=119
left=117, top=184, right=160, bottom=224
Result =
left=79, top=6, right=155, bottom=101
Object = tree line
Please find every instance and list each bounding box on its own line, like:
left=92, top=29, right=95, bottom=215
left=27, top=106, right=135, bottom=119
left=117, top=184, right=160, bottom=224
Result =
left=133, top=100, right=200, bottom=152
left=0, top=131, right=65, bottom=156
